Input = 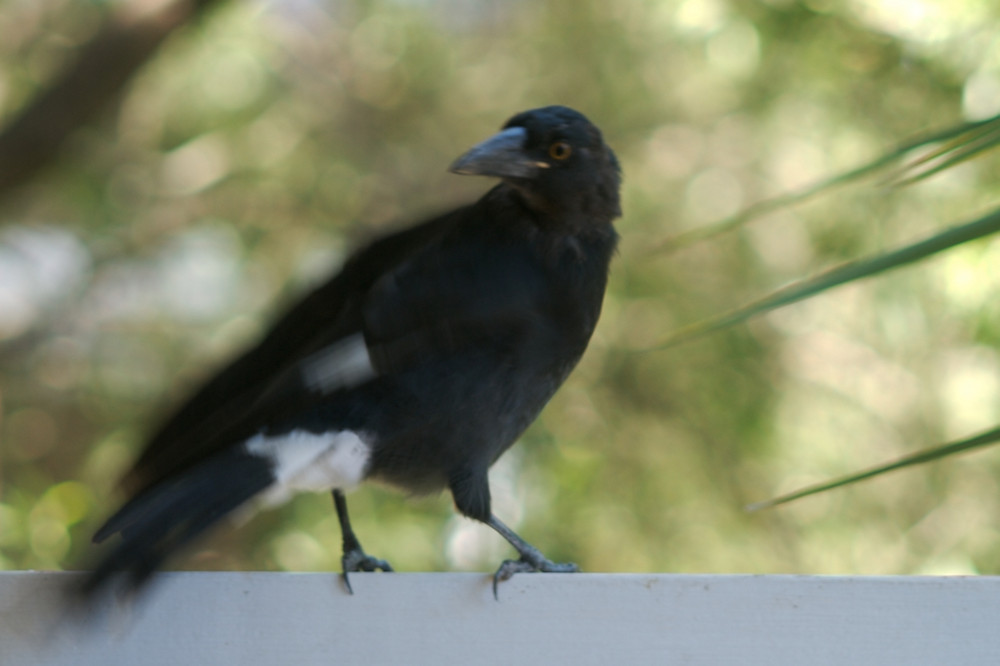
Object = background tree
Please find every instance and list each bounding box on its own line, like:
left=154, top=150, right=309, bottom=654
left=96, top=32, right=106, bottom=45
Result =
left=1, top=0, right=998, bottom=578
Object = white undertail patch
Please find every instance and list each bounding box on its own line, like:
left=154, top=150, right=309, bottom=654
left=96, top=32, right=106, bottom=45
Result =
left=245, top=429, right=373, bottom=506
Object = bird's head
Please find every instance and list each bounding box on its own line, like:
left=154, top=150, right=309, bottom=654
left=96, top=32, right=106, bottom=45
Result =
left=449, top=106, right=621, bottom=225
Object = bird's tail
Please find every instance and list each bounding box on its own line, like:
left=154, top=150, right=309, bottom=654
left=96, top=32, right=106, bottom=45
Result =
left=78, top=448, right=273, bottom=600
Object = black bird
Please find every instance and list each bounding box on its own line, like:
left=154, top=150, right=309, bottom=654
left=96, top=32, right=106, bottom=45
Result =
left=82, top=105, right=622, bottom=599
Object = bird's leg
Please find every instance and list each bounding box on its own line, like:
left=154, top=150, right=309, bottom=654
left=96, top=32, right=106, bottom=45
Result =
left=332, top=489, right=392, bottom=594
left=487, top=514, right=579, bottom=599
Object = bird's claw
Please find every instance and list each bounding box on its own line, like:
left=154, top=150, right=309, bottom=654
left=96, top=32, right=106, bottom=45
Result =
left=341, top=548, right=393, bottom=594
left=491, top=555, right=579, bottom=600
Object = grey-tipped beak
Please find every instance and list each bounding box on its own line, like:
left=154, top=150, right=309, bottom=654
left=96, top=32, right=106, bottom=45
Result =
left=449, top=126, right=539, bottom=179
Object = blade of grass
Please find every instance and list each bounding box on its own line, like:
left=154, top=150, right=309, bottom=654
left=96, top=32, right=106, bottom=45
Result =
left=647, top=113, right=1000, bottom=255
left=644, top=157, right=893, bottom=254
left=747, top=425, right=1000, bottom=511
left=642, top=205, right=1000, bottom=350
left=889, top=122, right=1000, bottom=187
left=894, top=118, right=1000, bottom=174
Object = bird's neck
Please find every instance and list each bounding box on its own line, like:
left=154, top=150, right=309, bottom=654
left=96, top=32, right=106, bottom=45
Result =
left=489, top=183, right=619, bottom=238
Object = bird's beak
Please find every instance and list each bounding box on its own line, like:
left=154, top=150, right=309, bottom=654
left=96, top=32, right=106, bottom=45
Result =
left=449, top=126, right=541, bottom=179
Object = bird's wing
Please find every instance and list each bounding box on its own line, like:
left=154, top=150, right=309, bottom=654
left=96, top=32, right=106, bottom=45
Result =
left=123, top=209, right=465, bottom=492
left=359, top=232, right=551, bottom=376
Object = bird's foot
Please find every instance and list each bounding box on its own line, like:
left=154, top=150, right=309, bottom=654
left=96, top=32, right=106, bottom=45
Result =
left=341, top=548, right=393, bottom=594
left=491, top=553, right=579, bottom=600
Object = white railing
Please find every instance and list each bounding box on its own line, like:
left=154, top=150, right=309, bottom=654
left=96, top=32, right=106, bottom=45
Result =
left=3, top=572, right=999, bottom=665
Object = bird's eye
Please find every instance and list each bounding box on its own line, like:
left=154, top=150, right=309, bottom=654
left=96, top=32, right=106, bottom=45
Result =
left=548, top=142, right=572, bottom=160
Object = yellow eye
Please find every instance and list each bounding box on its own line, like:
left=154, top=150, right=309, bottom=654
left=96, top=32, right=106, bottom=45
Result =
left=548, top=141, right=572, bottom=160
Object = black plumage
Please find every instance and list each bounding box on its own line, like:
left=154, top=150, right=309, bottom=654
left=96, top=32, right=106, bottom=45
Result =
left=83, top=105, right=622, bottom=599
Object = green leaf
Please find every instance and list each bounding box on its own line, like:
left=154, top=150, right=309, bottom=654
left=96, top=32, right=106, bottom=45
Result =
left=747, top=425, right=1000, bottom=511
left=642, top=205, right=1000, bottom=350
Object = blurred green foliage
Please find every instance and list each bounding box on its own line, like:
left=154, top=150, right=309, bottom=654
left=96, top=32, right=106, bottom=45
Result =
left=1, top=0, right=999, bottom=578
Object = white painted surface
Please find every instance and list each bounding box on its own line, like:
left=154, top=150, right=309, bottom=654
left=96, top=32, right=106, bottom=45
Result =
left=2, top=572, right=999, bottom=665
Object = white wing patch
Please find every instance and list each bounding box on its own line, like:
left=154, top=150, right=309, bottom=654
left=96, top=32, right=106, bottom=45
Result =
left=245, top=429, right=373, bottom=506
left=301, top=333, right=376, bottom=393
